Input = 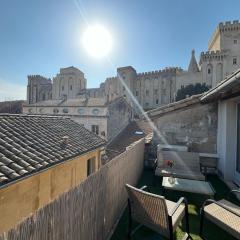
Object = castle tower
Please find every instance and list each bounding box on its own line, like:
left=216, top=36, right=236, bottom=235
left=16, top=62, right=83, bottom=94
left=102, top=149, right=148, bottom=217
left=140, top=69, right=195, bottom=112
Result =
left=27, top=75, right=52, bottom=104
left=200, top=20, right=240, bottom=86
left=52, top=66, right=86, bottom=100
left=188, top=49, right=199, bottom=72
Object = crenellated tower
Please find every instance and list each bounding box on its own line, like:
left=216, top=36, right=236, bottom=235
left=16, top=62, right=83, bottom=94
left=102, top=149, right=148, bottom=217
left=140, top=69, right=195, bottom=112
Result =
left=27, top=75, right=52, bottom=104
left=200, top=20, right=240, bottom=86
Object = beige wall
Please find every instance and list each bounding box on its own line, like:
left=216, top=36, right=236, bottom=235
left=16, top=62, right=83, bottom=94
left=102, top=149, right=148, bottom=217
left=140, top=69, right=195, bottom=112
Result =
left=0, top=148, right=101, bottom=234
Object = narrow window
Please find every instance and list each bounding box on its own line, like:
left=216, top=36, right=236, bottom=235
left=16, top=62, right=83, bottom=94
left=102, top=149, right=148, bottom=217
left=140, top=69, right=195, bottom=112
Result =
left=70, top=85, right=73, bottom=90
left=91, top=125, right=99, bottom=135
left=156, top=99, right=159, bottom=104
left=123, top=86, right=125, bottom=91
left=62, top=86, right=64, bottom=91
left=234, top=39, right=238, bottom=44
left=87, top=158, right=95, bottom=176
left=208, top=68, right=211, bottom=74
left=233, top=57, right=237, bottom=65
left=146, top=90, right=149, bottom=96
left=136, top=91, right=138, bottom=96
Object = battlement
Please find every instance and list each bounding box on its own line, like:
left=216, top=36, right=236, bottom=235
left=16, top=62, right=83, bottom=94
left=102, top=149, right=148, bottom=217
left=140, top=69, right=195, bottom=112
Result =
left=219, top=20, right=240, bottom=31
left=208, top=20, right=240, bottom=51
left=106, top=77, right=118, bottom=82
left=137, top=67, right=183, bottom=77
left=200, top=50, right=228, bottom=62
left=27, top=75, right=51, bottom=84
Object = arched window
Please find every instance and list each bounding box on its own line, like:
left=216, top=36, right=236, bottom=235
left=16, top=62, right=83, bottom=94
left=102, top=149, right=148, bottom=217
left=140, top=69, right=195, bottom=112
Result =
left=206, top=64, right=213, bottom=86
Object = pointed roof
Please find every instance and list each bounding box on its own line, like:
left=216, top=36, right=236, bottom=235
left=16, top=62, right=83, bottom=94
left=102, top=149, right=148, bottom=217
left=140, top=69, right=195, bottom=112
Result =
left=188, top=49, right=199, bottom=72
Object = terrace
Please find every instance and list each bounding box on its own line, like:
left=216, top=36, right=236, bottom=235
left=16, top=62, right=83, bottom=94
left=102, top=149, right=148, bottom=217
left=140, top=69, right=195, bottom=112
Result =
left=111, top=169, right=240, bottom=240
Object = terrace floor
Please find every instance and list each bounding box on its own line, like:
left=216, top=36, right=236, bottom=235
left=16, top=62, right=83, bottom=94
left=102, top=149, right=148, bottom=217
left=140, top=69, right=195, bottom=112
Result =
left=111, top=169, right=239, bottom=240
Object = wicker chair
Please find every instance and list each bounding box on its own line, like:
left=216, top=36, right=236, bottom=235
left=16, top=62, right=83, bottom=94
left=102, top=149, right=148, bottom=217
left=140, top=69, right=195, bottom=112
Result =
left=200, top=190, right=240, bottom=239
left=125, top=184, right=192, bottom=240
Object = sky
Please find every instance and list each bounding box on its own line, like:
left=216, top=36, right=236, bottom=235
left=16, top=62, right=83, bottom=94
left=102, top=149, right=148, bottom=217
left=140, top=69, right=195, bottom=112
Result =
left=0, top=0, right=240, bottom=101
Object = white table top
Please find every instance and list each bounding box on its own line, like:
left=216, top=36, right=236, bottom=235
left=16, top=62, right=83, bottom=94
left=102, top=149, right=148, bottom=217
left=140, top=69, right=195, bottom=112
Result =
left=162, top=177, right=215, bottom=196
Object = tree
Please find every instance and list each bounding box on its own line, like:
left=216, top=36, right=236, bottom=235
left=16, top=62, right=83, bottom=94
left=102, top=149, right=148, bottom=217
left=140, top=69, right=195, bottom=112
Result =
left=176, top=83, right=209, bottom=101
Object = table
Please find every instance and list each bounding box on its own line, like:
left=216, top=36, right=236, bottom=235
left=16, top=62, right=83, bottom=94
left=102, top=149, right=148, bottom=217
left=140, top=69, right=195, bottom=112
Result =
left=162, top=177, right=215, bottom=198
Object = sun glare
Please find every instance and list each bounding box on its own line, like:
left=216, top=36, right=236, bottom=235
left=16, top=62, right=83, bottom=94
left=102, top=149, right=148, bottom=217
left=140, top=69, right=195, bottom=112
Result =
left=82, top=24, right=112, bottom=59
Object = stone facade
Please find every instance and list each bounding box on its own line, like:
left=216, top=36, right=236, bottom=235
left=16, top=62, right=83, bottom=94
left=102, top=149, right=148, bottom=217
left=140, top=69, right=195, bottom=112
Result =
left=26, top=21, right=240, bottom=112
left=27, top=75, right=52, bottom=104
left=23, top=97, right=132, bottom=141
left=148, top=96, right=218, bottom=153
left=87, top=20, right=240, bottom=111
left=52, top=66, right=86, bottom=100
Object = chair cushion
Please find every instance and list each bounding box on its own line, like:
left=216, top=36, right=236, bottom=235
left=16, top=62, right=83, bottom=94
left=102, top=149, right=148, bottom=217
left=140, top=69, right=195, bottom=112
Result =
left=166, top=199, right=185, bottom=231
left=204, top=199, right=240, bottom=239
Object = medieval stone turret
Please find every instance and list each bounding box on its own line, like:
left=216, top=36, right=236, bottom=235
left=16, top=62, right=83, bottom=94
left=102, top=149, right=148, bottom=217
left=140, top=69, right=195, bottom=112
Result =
left=188, top=49, right=199, bottom=73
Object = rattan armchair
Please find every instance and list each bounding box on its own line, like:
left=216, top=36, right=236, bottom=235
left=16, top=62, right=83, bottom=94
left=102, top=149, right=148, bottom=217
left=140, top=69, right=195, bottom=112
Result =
left=200, top=189, right=240, bottom=239
left=125, top=184, right=192, bottom=240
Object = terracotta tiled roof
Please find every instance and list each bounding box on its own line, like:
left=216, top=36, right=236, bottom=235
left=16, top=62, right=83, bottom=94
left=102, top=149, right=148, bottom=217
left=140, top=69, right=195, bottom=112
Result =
left=106, top=120, right=153, bottom=160
left=0, top=114, right=105, bottom=186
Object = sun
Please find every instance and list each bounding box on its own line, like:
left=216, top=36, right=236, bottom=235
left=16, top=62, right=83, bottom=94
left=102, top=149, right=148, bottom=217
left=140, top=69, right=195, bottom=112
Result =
left=82, top=24, right=113, bottom=59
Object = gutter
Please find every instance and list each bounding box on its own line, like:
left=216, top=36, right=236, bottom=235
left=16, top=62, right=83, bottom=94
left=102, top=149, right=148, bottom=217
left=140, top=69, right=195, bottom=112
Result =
left=200, top=69, right=240, bottom=102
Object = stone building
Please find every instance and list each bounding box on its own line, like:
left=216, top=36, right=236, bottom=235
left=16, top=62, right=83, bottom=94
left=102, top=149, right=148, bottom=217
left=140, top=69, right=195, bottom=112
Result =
left=25, top=20, right=240, bottom=112
left=23, top=97, right=133, bottom=141
left=27, top=75, right=52, bottom=104
left=147, top=67, right=240, bottom=186
left=52, top=66, right=86, bottom=100
left=88, top=20, right=240, bottom=111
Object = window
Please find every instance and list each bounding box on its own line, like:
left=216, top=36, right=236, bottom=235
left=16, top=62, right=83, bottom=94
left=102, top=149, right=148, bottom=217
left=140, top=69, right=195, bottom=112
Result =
left=136, top=91, right=139, bottom=96
left=146, top=90, right=149, bottom=96
left=92, top=125, right=99, bottom=135
left=154, top=89, right=158, bottom=95
left=233, top=57, right=237, bottom=65
left=53, top=108, right=59, bottom=114
left=62, top=108, right=68, bottom=113
left=156, top=99, right=159, bottom=104
left=78, top=108, right=84, bottom=114
left=208, top=68, right=211, bottom=74
left=123, top=86, right=125, bottom=91
left=92, top=108, right=99, bottom=115
left=70, top=85, right=73, bottom=91
left=62, top=86, right=64, bottom=91
left=87, top=158, right=95, bottom=176
left=234, top=39, right=238, bottom=44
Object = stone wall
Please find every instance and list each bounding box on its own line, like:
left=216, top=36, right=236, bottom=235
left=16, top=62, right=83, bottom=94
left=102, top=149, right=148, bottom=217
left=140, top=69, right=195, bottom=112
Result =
left=107, top=98, right=132, bottom=141
left=152, top=101, right=218, bottom=153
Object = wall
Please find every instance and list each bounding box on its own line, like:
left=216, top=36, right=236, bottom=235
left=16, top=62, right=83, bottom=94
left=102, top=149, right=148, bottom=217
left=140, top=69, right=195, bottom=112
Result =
left=176, top=71, right=202, bottom=90
left=22, top=105, right=108, bottom=139
left=152, top=102, right=218, bottom=153
left=217, top=97, right=239, bottom=182
left=0, top=139, right=145, bottom=240
left=0, top=148, right=101, bottom=234
left=107, top=98, right=132, bottom=140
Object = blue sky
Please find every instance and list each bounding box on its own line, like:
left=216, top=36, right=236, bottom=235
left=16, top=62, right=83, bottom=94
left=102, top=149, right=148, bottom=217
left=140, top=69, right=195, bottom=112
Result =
left=0, top=0, right=240, bottom=100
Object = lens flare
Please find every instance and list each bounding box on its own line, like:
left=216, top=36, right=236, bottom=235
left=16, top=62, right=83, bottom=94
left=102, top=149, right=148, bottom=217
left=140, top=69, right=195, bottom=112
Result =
left=82, top=24, right=112, bottom=59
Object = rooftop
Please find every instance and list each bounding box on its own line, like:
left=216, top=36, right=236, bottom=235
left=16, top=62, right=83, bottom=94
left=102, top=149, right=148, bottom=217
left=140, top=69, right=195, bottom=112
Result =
left=106, top=120, right=153, bottom=160
left=111, top=169, right=240, bottom=240
left=0, top=114, right=105, bottom=186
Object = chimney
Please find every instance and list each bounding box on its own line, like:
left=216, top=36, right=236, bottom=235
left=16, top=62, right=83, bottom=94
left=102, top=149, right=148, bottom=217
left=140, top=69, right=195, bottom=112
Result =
left=61, top=136, right=69, bottom=149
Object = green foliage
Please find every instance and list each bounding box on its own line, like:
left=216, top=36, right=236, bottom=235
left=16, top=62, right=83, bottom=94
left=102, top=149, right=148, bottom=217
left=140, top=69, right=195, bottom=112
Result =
left=176, top=83, right=210, bottom=101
